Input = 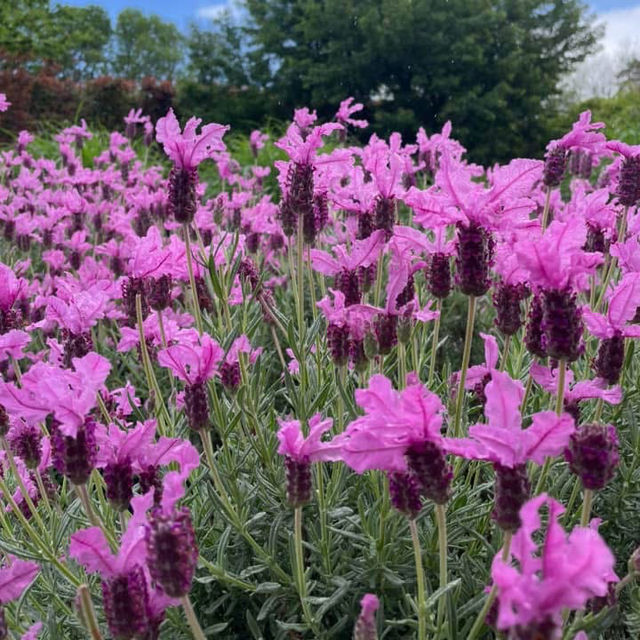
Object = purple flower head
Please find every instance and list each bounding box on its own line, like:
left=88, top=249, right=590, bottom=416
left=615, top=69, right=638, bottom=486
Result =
left=335, top=97, right=368, bottom=130
left=155, top=109, right=228, bottom=171
left=353, top=593, right=379, bottom=640
left=492, top=494, right=617, bottom=635
left=157, top=333, right=224, bottom=385
left=565, top=423, right=619, bottom=490
left=331, top=375, right=445, bottom=474
left=0, top=94, right=10, bottom=112
left=0, top=558, right=39, bottom=603
left=446, top=371, right=575, bottom=468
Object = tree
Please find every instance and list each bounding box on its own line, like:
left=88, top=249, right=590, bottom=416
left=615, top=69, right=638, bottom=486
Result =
left=111, top=9, right=184, bottom=81
left=242, top=0, right=599, bottom=163
left=49, top=5, right=111, bottom=80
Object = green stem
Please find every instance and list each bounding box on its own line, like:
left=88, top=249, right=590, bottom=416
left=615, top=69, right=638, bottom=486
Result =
left=296, top=214, right=305, bottom=341
left=0, top=475, right=81, bottom=587
left=428, top=300, right=442, bottom=387
left=435, top=504, right=448, bottom=635
left=397, top=341, right=407, bottom=389
left=467, top=531, right=512, bottom=640
left=181, top=595, right=207, bottom=640
left=555, top=359, right=566, bottom=416
left=34, top=469, right=52, bottom=515
left=76, top=484, right=117, bottom=549
left=452, top=295, right=477, bottom=437
left=593, top=398, right=604, bottom=423
left=294, top=506, right=316, bottom=630
left=541, top=186, right=552, bottom=231
left=77, top=584, right=104, bottom=640
left=409, top=518, right=427, bottom=640
left=315, top=464, right=331, bottom=574
left=580, top=489, right=593, bottom=527
left=499, top=335, right=511, bottom=372
left=0, top=437, right=47, bottom=534
left=183, top=224, right=204, bottom=335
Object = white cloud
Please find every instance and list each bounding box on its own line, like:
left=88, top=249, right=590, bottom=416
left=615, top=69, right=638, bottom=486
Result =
left=564, top=4, right=640, bottom=99
left=196, top=3, right=231, bottom=20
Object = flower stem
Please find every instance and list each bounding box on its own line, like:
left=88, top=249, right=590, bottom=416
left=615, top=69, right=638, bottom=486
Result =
left=181, top=595, right=207, bottom=640
left=452, top=295, right=477, bottom=437
left=294, top=506, right=316, bottom=630
left=499, top=335, right=511, bottom=372
left=34, top=469, right=52, bottom=515
left=554, top=358, right=566, bottom=416
left=183, top=224, right=204, bottom=335
left=409, top=518, right=427, bottom=640
left=296, top=214, right=305, bottom=342
left=541, top=186, right=552, bottom=231
left=77, top=584, right=104, bottom=640
left=397, top=341, right=407, bottom=389
left=580, top=489, right=593, bottom=527
left=435, top=504, right=448, bottom=635
left=467, top=531, right=512, bottom=640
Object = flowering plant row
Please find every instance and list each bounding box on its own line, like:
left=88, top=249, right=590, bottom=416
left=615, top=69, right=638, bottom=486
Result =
left=0, top=92, right=639, bottom=639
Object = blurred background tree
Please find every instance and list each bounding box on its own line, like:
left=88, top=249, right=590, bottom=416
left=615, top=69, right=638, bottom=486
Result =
left=3, top=0, right=639, bottom=163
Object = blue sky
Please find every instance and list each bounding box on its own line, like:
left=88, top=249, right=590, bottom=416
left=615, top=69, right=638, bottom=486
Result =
left=58, top=0, right=640, bottom=29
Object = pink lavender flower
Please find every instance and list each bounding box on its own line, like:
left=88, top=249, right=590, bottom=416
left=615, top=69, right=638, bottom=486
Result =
left=335, top=97, right=368, bottom=130
left=584, top=274, right=640, bottom=383
left=491, top=494, right=616, bottom=636
left=249, top=130, right=268, bottom=158
left=446, top=371, right=573, bottom=530
left=156, top=109, right=228, bottom=171
left=0, top=94, right=10, bottom=112
left=353, top=593, right=379, bottom=640
left=277, top=413, right=341, bottom=506
left=158, top=334, right=224, bottom=430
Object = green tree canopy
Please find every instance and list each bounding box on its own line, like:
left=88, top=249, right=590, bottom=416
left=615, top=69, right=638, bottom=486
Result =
left=111, top=8, right=184, bottom=81
left=240, top=0, right=599, bottom=162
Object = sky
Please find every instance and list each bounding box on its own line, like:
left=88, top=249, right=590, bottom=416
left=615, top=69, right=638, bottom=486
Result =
left=59, top=0, right=640, bottom=97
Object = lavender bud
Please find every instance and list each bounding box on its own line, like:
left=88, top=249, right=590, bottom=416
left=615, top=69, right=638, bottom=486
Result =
left=541, top=288, right=583, bottom=362
left=363, top=331, right=378, bottom=360
left=0, top=405, right=8, bottom=437
left=395, top=274, right=415, bottom=309
left=492, top=282, right=529, bottom=336
left=146, top=507, right=198, bottom=598
left=373, top=195, right=395, bottom=239
left=336, top=269, right=361, bottom=306
left=350, top=338, right=368, bottom=373
left=246, top=232, right=261, bottom=253
left=388, top=472, right=422, bottom=519
left=314, top=192, right=329, bottom=234
left=524, top=295, right=547, bottom=359
left=8, top=424, right=42, bottom=469
left=52, top=418, right=97, bottom=485
left=0, top=308, right=21, bottom=335
left=122, top=277, right=149, bottom=326
left=104, top=459, right=134, bottom=511
left=472, top=372, right=492, bottom=407
left=147, top=275, right=172, bottom=312
left=543, top=146, right=568, bottom=188
left=426, top=253, right=451, bottom=299
left=358, top=263, right=377, bottom=294
left=511, top=618, right=558, bottom=640
left=220, top=361, right=241, bottom=392
left=282, top=162, right=314, bottom=240
left=101, top=565, right=150, bottom=639
left=284, top=456, right=312, bottom=507
left=168, top=167, right=198, bottom=224
left=565, top=423, right=619, bottom=490
left=184, top=382, right=210, bottom=431
left=405, top=441, right=452, bottom=504
left=327, top=323, right=351, bottom=367
left=492, top=464, right=530, bottom=532
left=584, top=223, right=608, bottom=254
left=594, top=331, right=625, bottom=385
left=278, top=199, right=296, bottom=237
left=194, top=277, right=214, bottom=314
left=62, top=331, right=93, bottom=369
left=353, top=594, right=379, bottom=640
left=617, top=156, right=640, bottom=207
left=139, top=465, right=163, bottom=506
left=374, top=314, right=398, bottom=356
left=357, top=211, right=374, bottom=240
left=455, top=222, right=494, bottom=297
left=563, top=399, right=581, bottom=425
